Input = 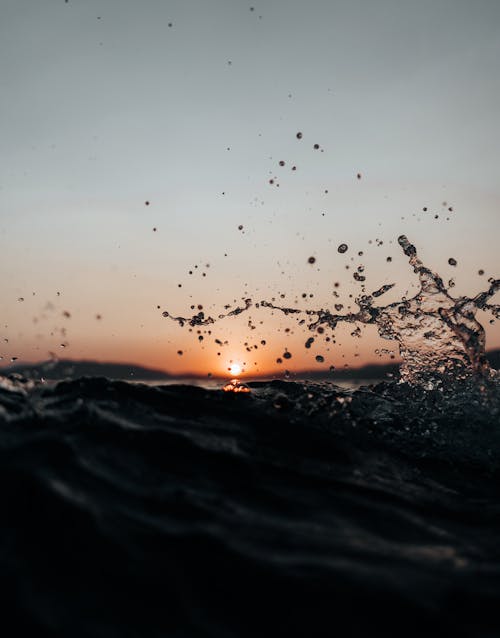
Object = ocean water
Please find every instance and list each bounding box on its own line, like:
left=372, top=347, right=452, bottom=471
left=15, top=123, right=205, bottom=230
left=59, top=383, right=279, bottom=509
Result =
left=1, top=236, right=499, bottom=637
left=1, top=373, right=500, bottom=637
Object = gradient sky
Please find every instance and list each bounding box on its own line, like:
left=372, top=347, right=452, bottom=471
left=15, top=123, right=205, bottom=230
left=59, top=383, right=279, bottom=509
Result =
left=1, top=0, right=499, bottom=377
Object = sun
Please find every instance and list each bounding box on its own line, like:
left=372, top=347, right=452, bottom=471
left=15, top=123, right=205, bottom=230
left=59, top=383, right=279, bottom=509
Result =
left=228, top=363, right=242, bottom=377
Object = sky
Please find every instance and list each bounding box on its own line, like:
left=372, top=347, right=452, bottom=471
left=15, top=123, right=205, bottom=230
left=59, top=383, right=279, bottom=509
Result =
left=1, top=0, right=499, bottom=378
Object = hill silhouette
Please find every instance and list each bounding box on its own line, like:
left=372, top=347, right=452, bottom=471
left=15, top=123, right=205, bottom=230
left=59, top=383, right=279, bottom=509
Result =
left=2, top=360, right=173, bottom=381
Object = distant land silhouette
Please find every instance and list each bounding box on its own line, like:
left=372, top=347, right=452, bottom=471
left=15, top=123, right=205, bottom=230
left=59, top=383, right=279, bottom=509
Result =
left=2, top=360, right=173, bottom=381
left=2, top=349, right=500, bottom=382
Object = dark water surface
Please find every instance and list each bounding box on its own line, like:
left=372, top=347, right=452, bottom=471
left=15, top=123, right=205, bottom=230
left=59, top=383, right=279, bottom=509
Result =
left=1, top=374, right=500, bottom=637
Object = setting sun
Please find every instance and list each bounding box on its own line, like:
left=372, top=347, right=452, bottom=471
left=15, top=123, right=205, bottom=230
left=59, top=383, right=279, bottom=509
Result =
left=228, top=363, right=242, bottom=376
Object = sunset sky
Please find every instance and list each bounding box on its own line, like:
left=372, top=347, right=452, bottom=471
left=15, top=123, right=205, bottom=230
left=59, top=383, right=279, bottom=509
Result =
left=1, top=0, right=499, bottom=377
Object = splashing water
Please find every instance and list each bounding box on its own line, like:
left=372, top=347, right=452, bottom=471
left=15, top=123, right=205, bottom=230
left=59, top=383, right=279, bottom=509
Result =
left=374, top=236, right=499, bottom=385
left=163, top=236, right=500, bottom=387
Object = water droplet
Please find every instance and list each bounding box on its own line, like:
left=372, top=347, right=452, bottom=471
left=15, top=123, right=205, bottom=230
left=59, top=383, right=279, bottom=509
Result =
left=448, top=258, right=457, bottom=266
left=296, top=132, right=303, bottom=139
left=308, top=256, right=316, bottom=264
left=305, top=337, right=314, bottom=349
left=315, top=355, right=324, bottom=363
left=338, top=244, right=348, bottom=254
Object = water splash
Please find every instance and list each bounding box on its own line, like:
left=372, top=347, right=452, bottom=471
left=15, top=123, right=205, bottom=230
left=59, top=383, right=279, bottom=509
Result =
left=163, top=236, right=500, bottom=387
left=375, top=236, right=499, bottom=384
left=222, top=379, right=251, bottom=393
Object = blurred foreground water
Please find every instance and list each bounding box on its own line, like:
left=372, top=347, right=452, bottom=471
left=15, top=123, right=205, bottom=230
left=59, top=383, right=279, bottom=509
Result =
left=1, top=372, right=500, bottom=638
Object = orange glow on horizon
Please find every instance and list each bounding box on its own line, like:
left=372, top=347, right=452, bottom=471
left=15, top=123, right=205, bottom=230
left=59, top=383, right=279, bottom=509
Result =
left=222, top=379, right=251, bottom=393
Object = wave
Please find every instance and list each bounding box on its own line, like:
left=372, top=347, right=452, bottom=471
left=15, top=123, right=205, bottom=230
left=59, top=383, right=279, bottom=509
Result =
left=1, top=375, right=500, bottom=637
